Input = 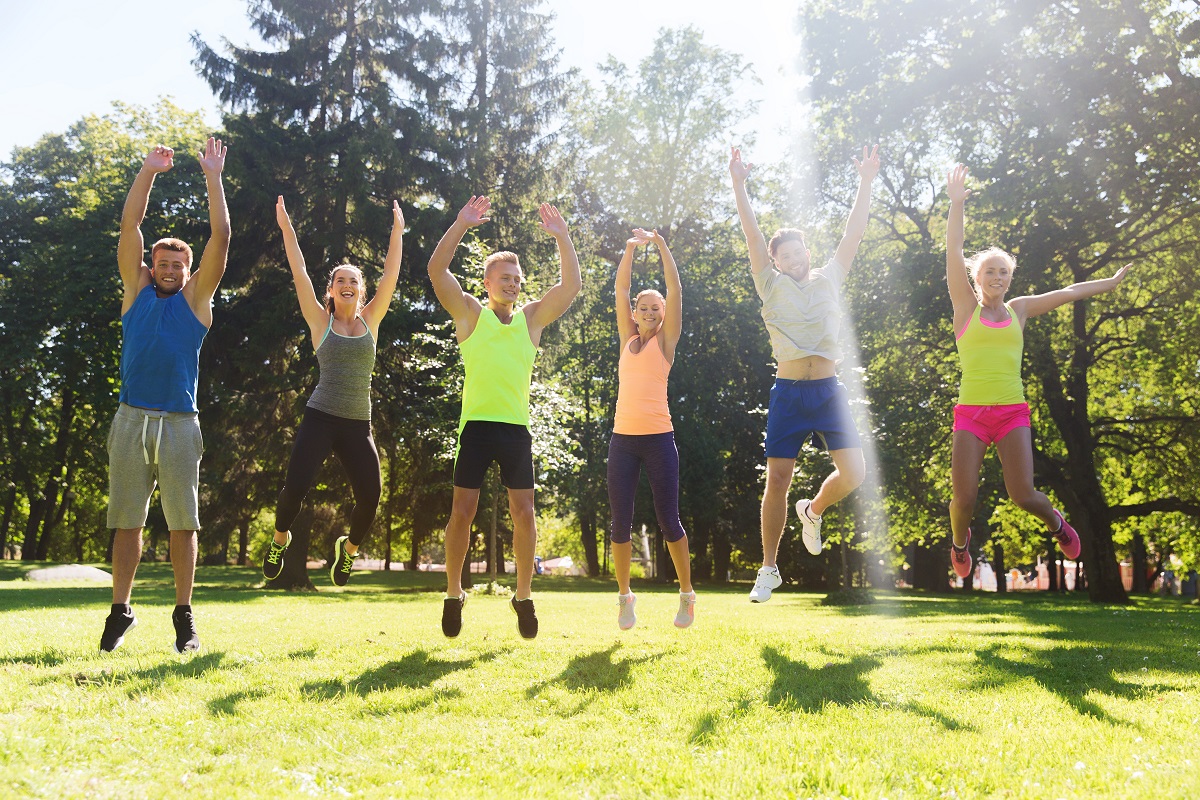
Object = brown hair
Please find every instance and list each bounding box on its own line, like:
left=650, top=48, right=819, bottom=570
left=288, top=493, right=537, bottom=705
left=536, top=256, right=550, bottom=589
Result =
left=483, top=251, right=521, bottom=279
left=966, top=247, right=1017, bottom=285
left=767, top=228, right=805, bottom=258
left=150, top=238, right=193, bottom=268
left=325, top=264, right=367, bottom=314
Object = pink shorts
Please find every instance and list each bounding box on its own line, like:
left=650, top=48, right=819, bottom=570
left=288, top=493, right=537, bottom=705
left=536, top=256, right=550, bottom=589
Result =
left=953, top=403, right=1030, bottom=445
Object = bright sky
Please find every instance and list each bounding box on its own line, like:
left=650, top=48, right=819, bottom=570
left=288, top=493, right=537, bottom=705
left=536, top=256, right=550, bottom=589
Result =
left=0, top=0, right=804, bottom=167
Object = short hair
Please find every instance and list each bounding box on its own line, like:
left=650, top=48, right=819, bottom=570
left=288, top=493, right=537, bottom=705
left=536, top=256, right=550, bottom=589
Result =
left=633, top=288, right=665, bottom=307
left=324, top=264, right=367, bottom=315
left=966, top=247, right=1017, bottom=284
left=150, top=238, right=193, bottom=268
left=768, top=228, right=805, bottom=258
left=483, top=251, right=521, bottom=279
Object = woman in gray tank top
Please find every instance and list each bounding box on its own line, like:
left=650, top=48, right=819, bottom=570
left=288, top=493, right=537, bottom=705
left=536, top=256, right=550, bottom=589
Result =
left=262, top=196, right=405, bottom=587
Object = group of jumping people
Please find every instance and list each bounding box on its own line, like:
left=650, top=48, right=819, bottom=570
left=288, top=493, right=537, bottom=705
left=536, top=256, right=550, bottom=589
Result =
left=98, top=140, right=1128, bottom=653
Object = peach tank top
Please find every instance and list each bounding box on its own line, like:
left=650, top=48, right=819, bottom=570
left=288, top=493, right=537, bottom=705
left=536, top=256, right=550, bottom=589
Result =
left=613, top=334, right=673, bottom=435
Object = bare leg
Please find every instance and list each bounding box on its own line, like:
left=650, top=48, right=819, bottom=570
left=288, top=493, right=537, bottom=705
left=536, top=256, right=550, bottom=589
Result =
left=507, top=488, right=537, bottom=600
left=995, top=427, right=1057, bottom=527
left=170, top=530, right=197, bottom=605
left=810, top=448, right=867, bottom=516
left=445, top=487, right=480, bottom=598
left=613, top=540, right=633, bottom=594
left=111, top=528, right=143, bottom=604
left=950, top=430, right=988, bottom=547
left=666, top=537, right=693, bottom=593
left=760, top=457, right=795, bottom=568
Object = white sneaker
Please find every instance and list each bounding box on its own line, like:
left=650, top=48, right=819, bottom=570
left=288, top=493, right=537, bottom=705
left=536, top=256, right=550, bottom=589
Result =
left=617, top=593, right=637, bottom=630
left=674, top=591, right=696, bottom=628
left=749, top=566, right=782, bottom=603
left=796, top=499, right=823, bottom=555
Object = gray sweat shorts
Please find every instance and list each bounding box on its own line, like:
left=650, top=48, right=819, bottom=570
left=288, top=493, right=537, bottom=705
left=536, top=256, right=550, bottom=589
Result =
left=107, top=403, right=204, bottom=531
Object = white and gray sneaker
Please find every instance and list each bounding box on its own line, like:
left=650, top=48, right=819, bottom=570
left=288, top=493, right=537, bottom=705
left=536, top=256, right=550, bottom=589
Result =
left=749, top=566, right=782, bottom=603
left=674, top=591, right=696, bottom=628
left=795, top=499, right=823, bottom=555
left=617, top=592, right=637, bottom=630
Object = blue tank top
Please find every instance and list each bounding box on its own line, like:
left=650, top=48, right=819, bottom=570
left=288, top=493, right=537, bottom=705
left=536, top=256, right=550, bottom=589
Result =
left=118, top=285, right=209, bottom=412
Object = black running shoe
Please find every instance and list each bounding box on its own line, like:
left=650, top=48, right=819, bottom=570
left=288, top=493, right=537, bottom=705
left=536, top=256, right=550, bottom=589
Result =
left=263, top=531, right=291, bottom=580
left=511, top=597, right=538, bottom=639
left=99, top=607, right=137, bottom=652
left=172, top=606, right=200, bottom=654
left=330, top=535, right=356, bottom=587
left=442, top=593, right=466, bottom=638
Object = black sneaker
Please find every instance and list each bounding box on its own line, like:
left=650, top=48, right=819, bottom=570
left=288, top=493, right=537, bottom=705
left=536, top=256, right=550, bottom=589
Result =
left=263, top=531, right=291, bottom=580
left=99, top=607, right=137, bottom=652
left=330, top=535, right=356, bottom=587
left=442, top=593, right=466, bottom=638
left=172, top=606, right=200, bottom=654
left=511, top=597, right=538, bottom=639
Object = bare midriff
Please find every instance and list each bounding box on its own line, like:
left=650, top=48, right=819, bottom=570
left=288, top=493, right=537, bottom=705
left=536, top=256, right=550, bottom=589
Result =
left=777, top=355, right=837, bottom=381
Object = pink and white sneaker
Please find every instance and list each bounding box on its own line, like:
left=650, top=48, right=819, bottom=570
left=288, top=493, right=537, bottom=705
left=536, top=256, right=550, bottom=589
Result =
left=1051, top=509, right=1081, bottom=560
left=951, top=528, right=973, bottom=580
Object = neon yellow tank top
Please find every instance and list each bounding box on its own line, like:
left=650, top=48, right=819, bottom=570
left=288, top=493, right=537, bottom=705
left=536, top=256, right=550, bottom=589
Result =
left=459, top=307, right=537, bottom=429
left=955, top=303, right=1026, bottom=405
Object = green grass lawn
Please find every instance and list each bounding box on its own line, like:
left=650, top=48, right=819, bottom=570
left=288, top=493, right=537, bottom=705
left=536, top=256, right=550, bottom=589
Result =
left=1, top=563, right=1198, bottom=799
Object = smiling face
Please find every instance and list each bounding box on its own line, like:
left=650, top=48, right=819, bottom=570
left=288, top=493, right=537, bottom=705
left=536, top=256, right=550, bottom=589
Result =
left=325, top=265, right=367, bottom=314
left=968, top=248, right=1017, bottom=301
left=768, top=230, right=811, bottom=281
left=149, top=241, right=192, bottom=296
left=634, top=290, right=665, bottom=334
left=483, top=256, right=523, bottom=307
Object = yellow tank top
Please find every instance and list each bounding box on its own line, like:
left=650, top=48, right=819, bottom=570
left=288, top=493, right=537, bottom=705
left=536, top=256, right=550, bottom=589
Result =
left=955, top=303, right=1025, bottom=405
left=459, top=307, right=537, bottom=429
left=613, top=334, right=673, bottom=435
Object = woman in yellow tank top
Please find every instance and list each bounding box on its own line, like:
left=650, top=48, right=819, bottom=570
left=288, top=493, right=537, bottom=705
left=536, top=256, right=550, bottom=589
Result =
left=945, top=164, right=1130, bottom=582
left=609, top=228, right=696, bottom=630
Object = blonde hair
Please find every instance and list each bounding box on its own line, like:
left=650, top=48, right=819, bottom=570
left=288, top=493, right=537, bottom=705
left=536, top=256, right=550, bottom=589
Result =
left=325, top=264, right=367, bottom=314
left=966, top=247, right=1017, bottom=285
left=483, top=251, right=521, bottom=278
left=633, top=288, right=665, bottom=307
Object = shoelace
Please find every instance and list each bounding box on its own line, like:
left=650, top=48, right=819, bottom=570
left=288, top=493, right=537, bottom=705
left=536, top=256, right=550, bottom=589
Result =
left=266, top=543, right=285, bottom=565
left=339, top=551, right=355, bottom=573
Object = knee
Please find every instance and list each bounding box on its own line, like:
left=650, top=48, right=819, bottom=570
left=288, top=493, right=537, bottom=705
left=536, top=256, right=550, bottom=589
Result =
left=663, top=526, right=687, bottom=544
left=1009, top=489, right=1040, bottom=512
left=839, top=455, right=866, bottom=490
left=765, top=468, right=793, bottom=495
left=949, top=493, right=976, bottom=516
left=509, top=501, right=536, bottom=529
left=277, top=484, right=305, bottom=511
left=610, top=529, right=632, bottom=545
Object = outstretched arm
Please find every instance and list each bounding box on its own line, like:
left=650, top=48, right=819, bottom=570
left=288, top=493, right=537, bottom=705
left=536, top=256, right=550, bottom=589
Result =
left=832, top=145, right=880, bottom=270
left=427, top=196, right=488, bottom=327
left=945, top=164, right=979, bottom=328
left=729, top=146, right=771, bottom=275
left=363, top=200, right=405, bottom=336
left=118, top=146, right=173, bottom=311
left=650, top=229, right=683, bottom=361
left=614, top=236, right=638, bottom=347
left=188, top=138, right=231, bottom=310
left=276, top=196, right=328, bottom=346
left=1010, top=264, right=1132, bottom=323
left=525, top=204, right=582, bottom=331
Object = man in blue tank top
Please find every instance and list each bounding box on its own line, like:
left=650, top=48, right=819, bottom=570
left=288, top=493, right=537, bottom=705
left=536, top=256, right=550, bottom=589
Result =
left=99, top=139, right=229, bottom=654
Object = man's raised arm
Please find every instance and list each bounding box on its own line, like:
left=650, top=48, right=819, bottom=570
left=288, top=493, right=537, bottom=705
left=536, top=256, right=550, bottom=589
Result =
left=428, top=196, right=489, bottom=326
left=189, top=138, right=231, bottom=307
left=525, top=203, right=582, bottom=331
left=729, top=146, right=770, bottom=275
left=118, top=146, right=173, bottom=310
left=832, top=145, right=880, bottom=270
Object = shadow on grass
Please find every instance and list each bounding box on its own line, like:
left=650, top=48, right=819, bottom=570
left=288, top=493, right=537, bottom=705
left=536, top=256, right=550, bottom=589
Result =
left=1, top=647, right=68, bottom=667
left=63, top=651, right=232, bottom=697
left=524, top=643, right=664, bottom=716
left=689, top=694, right=755, bottom=746
left=297, top=647, right=508, bottom=701
left=207, top=687, right=268, bottom=716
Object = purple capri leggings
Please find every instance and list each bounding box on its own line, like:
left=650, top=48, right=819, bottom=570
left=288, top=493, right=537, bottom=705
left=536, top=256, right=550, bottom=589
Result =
left=607, top=431, right=687, bottom=544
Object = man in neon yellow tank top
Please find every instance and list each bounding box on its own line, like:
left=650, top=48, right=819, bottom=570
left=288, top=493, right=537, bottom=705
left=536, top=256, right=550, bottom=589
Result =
left=428, top=196, right=582, bottom=639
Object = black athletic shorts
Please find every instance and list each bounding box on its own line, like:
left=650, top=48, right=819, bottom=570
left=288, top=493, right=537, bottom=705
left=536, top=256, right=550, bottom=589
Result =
left=453, top=421, right=535, bottom=490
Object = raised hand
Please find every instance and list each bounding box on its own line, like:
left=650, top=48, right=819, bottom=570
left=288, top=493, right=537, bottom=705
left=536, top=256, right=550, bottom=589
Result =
left=853, top=144, right=881, bottom=181
left=729, top=146, right=752, bottom=183
left=1106, top=263, right=1132, bottom=288
left=276, top=195, right=293, bottom=232
left=457, top=196, right=491, bottom=228
left=629, top=227, right=654, bottom=247
left=947, top=163, right=972, bottom=204
left=392, top=200, right=405, bottom=233
left=144, top=146, right=174, bottom=174
left=198, top=137, right=227, bottom=177
left=538, top=203, right=569, bottom=239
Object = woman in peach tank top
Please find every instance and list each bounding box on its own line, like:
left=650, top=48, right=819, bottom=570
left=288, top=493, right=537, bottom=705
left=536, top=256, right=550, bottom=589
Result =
left=609, top=229, right=695, bottom=631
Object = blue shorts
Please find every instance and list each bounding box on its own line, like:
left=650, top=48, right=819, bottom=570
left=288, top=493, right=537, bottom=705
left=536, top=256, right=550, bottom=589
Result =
left=765, top=377, right=860, bottom=458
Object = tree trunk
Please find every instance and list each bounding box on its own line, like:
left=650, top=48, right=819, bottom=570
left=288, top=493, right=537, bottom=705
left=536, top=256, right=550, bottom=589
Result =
left=461, top=528, right=476, bottom=590
left=713, top=532, right=730, bottom=583
left=911, top=542, right=951, bottom=592
left=580, top=510, right=599, bottom=578
left=237, top=518, right=249, bottom=566
left=1046, top=536, right=1060, bottom=592
left=273, top=507, right=316, bottom=590
left=656, top=529, right=674, bottom=584
left=0, top=485, right=16, bottom=559
left=840, top=535, right=851, bottom=590
left=1130, top=532, right=1148, bottom=593
left=992, top=540, right=1007, bottom=593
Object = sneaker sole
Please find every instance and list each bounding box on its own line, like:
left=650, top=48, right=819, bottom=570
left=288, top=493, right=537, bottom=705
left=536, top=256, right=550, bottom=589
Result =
left=172, top=641, right=201, bottom=655
left=330, top=536, right=351, bottom=587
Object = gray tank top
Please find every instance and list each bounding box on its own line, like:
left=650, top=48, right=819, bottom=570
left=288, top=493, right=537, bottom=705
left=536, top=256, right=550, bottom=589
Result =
left=306, top=315, right=376, bottom=421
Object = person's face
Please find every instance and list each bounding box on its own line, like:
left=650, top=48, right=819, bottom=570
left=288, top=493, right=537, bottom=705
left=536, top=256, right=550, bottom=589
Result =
left=485, top=261, right=522, bottom=304
left=772, top=238, right=811, bottom=280
left=976, top=256, right=1013, bottom=299
left=150, top=249, right=191, bottom=295
left=329, top=268, right=364, bottom=309
left=635, top=294, right=664, bottom=330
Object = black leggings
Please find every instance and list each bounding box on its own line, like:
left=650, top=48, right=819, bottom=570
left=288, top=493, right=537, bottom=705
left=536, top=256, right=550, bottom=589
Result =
left=274, top=406, right=381, bottom=547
